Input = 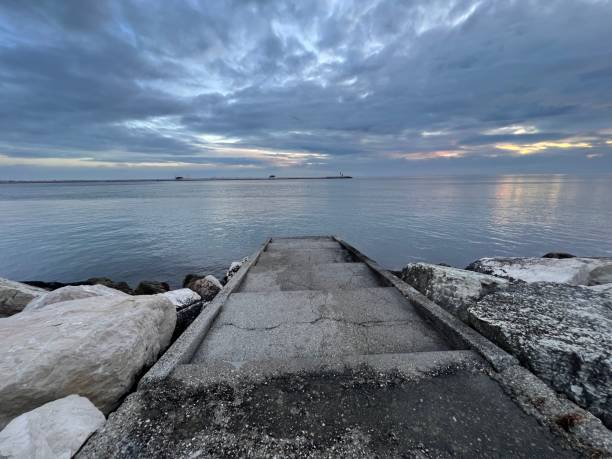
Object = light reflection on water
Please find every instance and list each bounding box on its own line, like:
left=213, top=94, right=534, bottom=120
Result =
left=0, top=175, right=610, bottom=288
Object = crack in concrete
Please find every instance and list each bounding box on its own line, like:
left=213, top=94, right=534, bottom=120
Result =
left=219, top=317, right=414, bottom=332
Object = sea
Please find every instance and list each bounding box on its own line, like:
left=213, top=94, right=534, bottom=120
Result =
left=1, top=175, right=611, bottom=288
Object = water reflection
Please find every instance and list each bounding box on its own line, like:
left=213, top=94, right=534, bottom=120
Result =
left=0, top=176, right=610, bottom=287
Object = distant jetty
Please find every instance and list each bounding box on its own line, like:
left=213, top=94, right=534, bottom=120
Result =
left=1, top=175, right=352, bottom=184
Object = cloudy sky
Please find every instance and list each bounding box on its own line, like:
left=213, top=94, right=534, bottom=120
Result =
left=1, top=0, right=611, bottom=179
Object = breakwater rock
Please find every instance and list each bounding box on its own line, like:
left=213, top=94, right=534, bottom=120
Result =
left=0, top=294, right=176, bottom=428
left=466, top=256, right=612, bottom=285
left=0, top=395, right=105, bottom=458
left=402, top=258, right=612, bottom=429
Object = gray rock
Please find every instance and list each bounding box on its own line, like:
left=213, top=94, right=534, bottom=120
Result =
left=134, top=280, right=170, bottom=295
left=185, top=275, right=222, bottom=301
left=0, top=294, right=176, bottom=428
left=0, top=395, right=105, bottom=458
left=23, top=284, right=129, bottom=312
left=467, top=282, right=612, bottom=428
left=84, top=277, right=133, bottom=294
left=401, top=263, right=509, bottom=321
left=0, top=278, right=46, bottom=317
left=466, top=256, right=612, bottom=285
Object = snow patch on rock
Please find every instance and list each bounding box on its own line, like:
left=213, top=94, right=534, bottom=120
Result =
left=466, top=257, right=612, bottom=285
left=162, top=288, right=201, bottom=308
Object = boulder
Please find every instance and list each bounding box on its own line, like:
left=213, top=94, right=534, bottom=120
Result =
left=0, top=395, right=105, bottom=458
left=162, top=288, right=201, bottom=308
left=185, top=275, right=222, bottom=301
left=401, top=263, right=509, bottom=321
left=23, top=284, right=129, bottom=313
left=0, top=278, right=46, bottom=317
left=467, top=282, right=612, bottom=428
left=223, top=257, right=248, bottom=284
left=134, top=280, right=170, bottom=295
left=0, top=294, right=176, bottom=428
left=466, top=256, right=612, bottom=285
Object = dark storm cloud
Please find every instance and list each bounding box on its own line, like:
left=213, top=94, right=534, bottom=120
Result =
left=0, top=0, right=611, bottom=177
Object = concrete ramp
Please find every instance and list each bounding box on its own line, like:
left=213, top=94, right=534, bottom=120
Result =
left=80, top=237, right=602, bottom=457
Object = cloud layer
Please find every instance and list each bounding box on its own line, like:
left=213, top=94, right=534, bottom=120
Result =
left=1, top=0, right=611, bottom=178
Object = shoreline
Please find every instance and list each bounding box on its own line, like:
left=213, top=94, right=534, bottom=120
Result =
left=0, top=176, right=352, bottom=184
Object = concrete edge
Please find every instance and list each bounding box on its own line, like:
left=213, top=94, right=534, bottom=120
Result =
left=333, top=236, right=518, bottom=372
left=169, top=350, right=485, bottom=387
left=493, top=364, right=612, bottom=455
left=138, top=238, right=271, bottom=389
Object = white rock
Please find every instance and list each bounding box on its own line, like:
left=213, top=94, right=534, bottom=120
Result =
left=161, top=288, right=201, bottom=307
left=24, top=284, right=129, bottom=313
left=0, top=278, right=46, bottom=317
left=0, top=294, right=176, bottom=428
left=0, top=395, right=105, bottom=459
left=401, top=263, right=509, bottom=320
left=467, top=257, right=612, bottom=285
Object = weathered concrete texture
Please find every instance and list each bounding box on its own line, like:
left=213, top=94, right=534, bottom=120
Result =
left=78, top=366, right=579, bottom=458
left=0, top=294, right=176, bottom=428
left=0, top=395, right=105, bottom=459
left=255, top=247, right=355, bottom=267
left=468, top=282, right=612, bottom=429
left=192, top=288, right=451, bottom=363
left=0, top=277, right=46, bottom=317
left=401, top=262, right=509, bottom=321
left=467, top=256, right=612, bottom=285
left=240, top=262, right=383, bottom=292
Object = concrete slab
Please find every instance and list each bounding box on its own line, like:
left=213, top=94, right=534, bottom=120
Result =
left=255, top=248, right=355, bottom=267
left=192, top=288, right=452, bottom=363
left=240, top=262, right=384, bottom=291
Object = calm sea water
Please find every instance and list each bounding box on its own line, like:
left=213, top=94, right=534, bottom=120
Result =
left=1, top=175, right=611, bottom=288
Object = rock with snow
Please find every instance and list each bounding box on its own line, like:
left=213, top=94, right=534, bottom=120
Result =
left=185, top=275, right=222, bottom=301
left=0, top=294, right=176, bottom=428
left=224, top=257, right=248, bottom=284
left=401, top=262, right=509, bottom=321
left=467, top=282, right=612, bottom=428
left=0, top=395, right=105, bottom=458
left=162, top=288, right=201, bottom=308
left=0, top=278, right=46, bottom=317
left=23, top=284, right=129, bottom=313
left=466, top=256, right=612, bottom=285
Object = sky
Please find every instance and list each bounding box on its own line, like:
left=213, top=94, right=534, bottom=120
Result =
left=1, top=0, right=612, bottom=180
